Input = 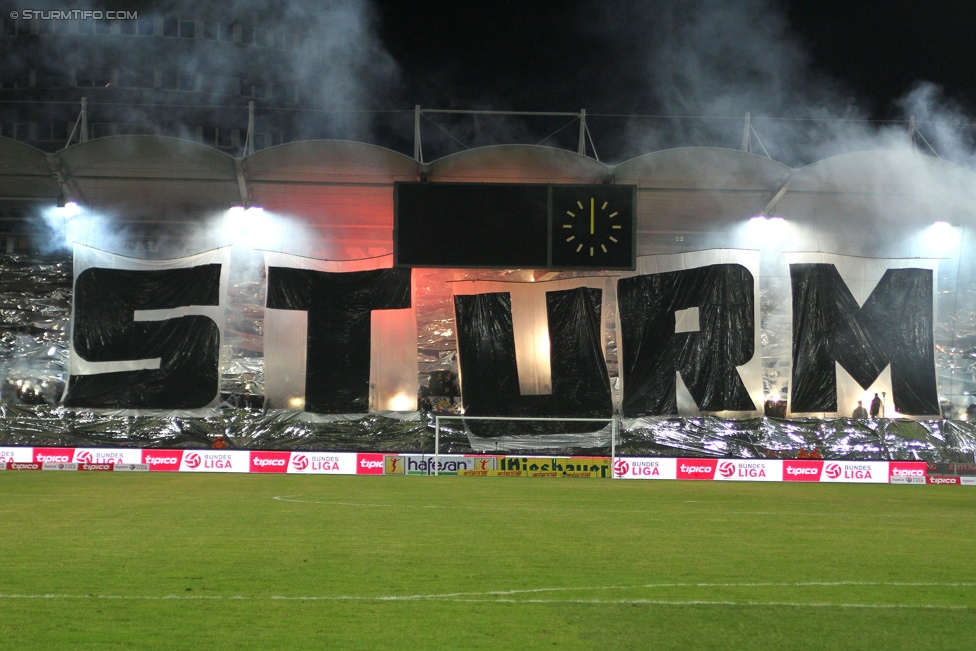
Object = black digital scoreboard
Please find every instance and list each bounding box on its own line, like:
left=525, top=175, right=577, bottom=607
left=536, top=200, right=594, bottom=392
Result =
left=394, top=182, right=636, bottom=270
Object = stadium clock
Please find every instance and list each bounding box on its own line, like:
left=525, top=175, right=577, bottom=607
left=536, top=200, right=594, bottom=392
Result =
left=550, top=184, right=635, bottom=269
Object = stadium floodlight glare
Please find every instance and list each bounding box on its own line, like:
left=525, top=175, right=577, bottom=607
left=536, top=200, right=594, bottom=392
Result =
left=388, top=392, right=414, bottom=411
left=56, top=201, right=83, bottom=217
left=918, top=221, right=960, bottom=255
left=225, top=205, right=276, bottom=249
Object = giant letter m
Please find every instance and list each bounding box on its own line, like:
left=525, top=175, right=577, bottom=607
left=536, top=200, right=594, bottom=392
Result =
left=790, top=264, right=938, bottom=415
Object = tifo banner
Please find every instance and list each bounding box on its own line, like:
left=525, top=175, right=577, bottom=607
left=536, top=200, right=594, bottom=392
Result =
left=60, top=245, right=944, bottom=421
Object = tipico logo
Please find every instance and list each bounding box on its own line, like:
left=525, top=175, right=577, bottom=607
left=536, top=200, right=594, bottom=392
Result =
left=291, top=454, right=308, bottom=471
left=718, top=461, right=736, bottom=478
left=613, top=459, right=629, bottom=477
left=185, top=453, right=201, bottom=469
left=824, top=463, right=842, bottom=479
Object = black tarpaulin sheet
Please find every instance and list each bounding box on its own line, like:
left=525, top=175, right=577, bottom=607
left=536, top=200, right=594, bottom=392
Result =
left=790, top=264, right=939, bottom=415
left=454, top=287, right=611, bottom=436
left=618, top=264, right=756, bottom=417
left=266, top=266, right=411, bottom=414
left=64, top=265, right=221, bottom=409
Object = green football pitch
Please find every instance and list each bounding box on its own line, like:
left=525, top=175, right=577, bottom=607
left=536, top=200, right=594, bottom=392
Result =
left=0, top=473, right=974, bottom=649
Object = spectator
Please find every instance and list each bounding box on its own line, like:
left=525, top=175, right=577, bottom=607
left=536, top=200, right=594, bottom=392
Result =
left=870, top=393, right=882, bottom=418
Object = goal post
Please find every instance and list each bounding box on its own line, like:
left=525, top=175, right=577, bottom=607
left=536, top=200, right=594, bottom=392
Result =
left=432, top=414, right=619, bottom=477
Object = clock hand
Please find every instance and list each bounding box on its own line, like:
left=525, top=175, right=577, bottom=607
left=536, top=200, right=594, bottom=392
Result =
left=590, top=197, right=595, bottom=235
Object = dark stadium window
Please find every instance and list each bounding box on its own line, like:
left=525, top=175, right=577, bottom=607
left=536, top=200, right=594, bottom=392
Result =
left=95, top=19, right=112, bottom=34
left=1, top=70, right=30, bottom=88
left=118, top=122, right=156, bottom=135
left=220, top=23, right=235, bottom=42
left=76, top=19, right=94, bottom=34
left=272, top=81, right=295, bottom=103
left=180, top=20, right=195, bottom=39
left=254, top=28, right=269, bottom=47
left=138, top=18, right=153, bottom=36
left=240, top=25, right=253, bottom=45
left=54, top=20, right=70, bottom=34
left=51, top=121, right=67, bottom=141
left=17, top=18, right=31, bottom=35
left=119, top=68, right=153, bottom=89
left=36, top=69, right=67, bottom=88
left=204, top=21, right=218, bottom=40
left=76, top=68, right=111, bottom=88
left=92, top=123, right=116, bottom=138
left=217, top=128, right=232, bottom=148
left=13, top=123, right=29, bottom=140
left=159, top=69, right=177, bottom=90
left=201, top=125, right=217, bottom=144
left=2, top=18, right=14, bottom=36
left=241, top=80, right=266, bottom=99
left=38, top=20, right=50, bottom=34
left=162, top=17, right=177, bottom=37
left=254, top=132, right=270, bottom=149
left=121, top=20, right=136, bottom=35
left=177, top=72, right=196, bottom=91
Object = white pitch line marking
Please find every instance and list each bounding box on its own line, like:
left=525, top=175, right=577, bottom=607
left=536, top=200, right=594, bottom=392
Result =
left=0, top=593, right=966, bottom=610
left=444, top=599, right=969, bottom=610
left=1, top=581, right=974, bottom=605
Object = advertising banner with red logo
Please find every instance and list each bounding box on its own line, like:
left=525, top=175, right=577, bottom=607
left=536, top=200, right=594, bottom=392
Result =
left=819, top=461, right=888, bottom=483
left=714, top=459, right=782, bottom=482
left=927, top=475, right=960, bottom=485
left=783, top=460, right=823, bottom=482
left=249, top=451, right=291, bottom=473
left=33, top=447, right=75, bottom=464
left=676, top=458, right=718, bottom=480
left=73, top=448, right=143, bottom=465
left=179, top=450, right=249, bottom=473
left=3, top=462, right=41, bottom=470
left=287, top=452, right=357, bottom=474
left=0, top=447, right=33, bottom=464
left=889, top=462, right=927, bottom=480
left=356, top=453, right=386, bottom=475
left=613, top=457, right=677, bottom=480
left=142, top=450, right=185, bottom=472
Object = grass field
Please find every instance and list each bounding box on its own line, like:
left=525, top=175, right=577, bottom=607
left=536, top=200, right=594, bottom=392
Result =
left=0, top=473, right=974, bottom=649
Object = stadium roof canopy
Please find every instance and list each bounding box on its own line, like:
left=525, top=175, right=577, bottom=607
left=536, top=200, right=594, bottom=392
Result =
left=2, top=134, right=975, bottom=259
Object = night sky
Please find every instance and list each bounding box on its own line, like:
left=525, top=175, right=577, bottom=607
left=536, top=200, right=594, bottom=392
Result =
left=371, top=0, right=976, bottom=163
left=377, top=0, right=976, bottom=115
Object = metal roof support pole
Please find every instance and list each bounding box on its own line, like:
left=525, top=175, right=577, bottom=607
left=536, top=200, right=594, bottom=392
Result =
left=79, top=97, right=88, bottom=143
left=741, top=112, right=751, bottom=152
left=235, top=159, right=249, bottom=208
left=413, top=105, right=423, bottom=162
left=578, top=108, right=587, bottom=156
left=244, top=101, right=255, bottom=157
left=909, top=114, right=916, bottom=149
